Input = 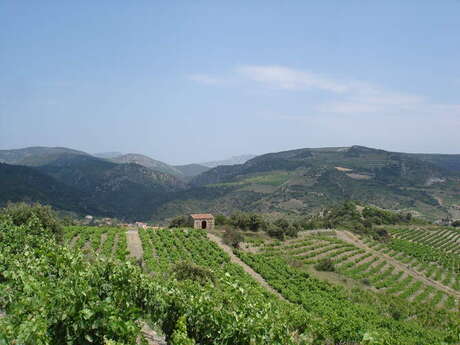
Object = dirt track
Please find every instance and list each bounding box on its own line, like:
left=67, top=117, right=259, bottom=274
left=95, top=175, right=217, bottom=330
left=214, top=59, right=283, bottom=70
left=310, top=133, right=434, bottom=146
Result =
left=126, top=229, right=143, bottom=260
left=207, top=233, right=286, bottom=301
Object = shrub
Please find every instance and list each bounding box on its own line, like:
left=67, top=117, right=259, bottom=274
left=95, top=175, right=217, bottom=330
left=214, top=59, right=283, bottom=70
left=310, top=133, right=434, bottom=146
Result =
left=314, top=258, right=335, bottom=272
left=373, top=228, right=391, bottom=242
left=172, top=261, right=215, bottom=285
left=265, top=223, right=285, bottom=240
left=361, top=278, right=371, bottom=286
left=0, top=202, right=62, bottom=240
left=170, top=315, right=196, bottom=345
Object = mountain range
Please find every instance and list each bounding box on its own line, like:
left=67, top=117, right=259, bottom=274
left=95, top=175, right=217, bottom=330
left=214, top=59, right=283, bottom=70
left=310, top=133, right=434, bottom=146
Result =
left=1, top=145, right=459, bottom=221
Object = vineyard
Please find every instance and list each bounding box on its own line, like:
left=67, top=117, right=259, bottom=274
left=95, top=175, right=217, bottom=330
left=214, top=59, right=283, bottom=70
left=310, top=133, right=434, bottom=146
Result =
left=134, top=228, right=459, bottom=344
left=390, top=226, right=460, bottom=255
left=244, top=230, right=459, bottom=310
left=2, top=217, right=460, bottom=345
left=63, top=225, right=130, bottom=261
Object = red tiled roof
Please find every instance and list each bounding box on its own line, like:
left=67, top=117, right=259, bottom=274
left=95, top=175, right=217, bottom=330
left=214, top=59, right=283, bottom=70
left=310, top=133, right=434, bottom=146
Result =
left=190, top=213, right=214, bottom=219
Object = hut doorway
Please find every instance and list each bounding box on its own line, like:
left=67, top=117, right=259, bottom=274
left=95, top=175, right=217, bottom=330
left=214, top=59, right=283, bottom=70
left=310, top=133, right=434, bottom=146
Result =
left=201, top=220, right=207, bottom=229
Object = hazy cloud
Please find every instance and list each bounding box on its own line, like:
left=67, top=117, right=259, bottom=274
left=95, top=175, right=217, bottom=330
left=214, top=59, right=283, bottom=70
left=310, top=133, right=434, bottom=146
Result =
left=237, top=65, right=348, bottom=93
left=190, top=65, right=460, bottom=119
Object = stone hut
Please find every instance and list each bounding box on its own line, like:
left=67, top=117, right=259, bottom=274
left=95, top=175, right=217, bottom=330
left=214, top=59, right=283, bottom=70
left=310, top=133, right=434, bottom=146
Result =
left=191, top=214, right=214, bottom=230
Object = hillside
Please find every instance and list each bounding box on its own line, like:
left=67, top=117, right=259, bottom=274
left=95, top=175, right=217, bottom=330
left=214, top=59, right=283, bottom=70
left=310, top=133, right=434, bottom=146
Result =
left=0, top=146, right=89, bottom=166
left=0, top=163, right=98, bottom=214
left=36, top=154, right=186, bottom=220
left=110, top=153, right=184, bottom=177
left=154, top=146, right=460, bottom=220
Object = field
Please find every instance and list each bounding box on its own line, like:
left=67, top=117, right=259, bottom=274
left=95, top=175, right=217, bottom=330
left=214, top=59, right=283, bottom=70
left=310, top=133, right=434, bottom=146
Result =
left=2, top=221, right=460, bottom=345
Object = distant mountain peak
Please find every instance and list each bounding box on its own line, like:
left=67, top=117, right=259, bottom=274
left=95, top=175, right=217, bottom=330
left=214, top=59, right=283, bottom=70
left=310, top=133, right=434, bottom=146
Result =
left=109, top=153, right=184, bottom=177
left=201, top=154, right=257, bottom=168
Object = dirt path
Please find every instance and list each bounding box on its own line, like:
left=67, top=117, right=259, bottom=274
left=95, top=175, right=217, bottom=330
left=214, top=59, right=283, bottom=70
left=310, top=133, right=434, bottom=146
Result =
left=336, top=231, right=460, bottom=298
left=69, top=235, right=79, bottom=248
left=98, top=233, right=107, bottom=254
left=140, top=322, right=166, bottom=345
left=206, top=233, right=287, bottom=301
left=127, top=229, right=144, bottom=260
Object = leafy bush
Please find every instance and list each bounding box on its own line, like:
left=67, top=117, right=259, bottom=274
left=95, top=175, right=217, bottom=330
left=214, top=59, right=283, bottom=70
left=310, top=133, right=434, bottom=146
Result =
left=222, top=227, right=244, bottom=248
left=373, top=228, right=391, bottom=242
left=265, top=223, right=285, bottom=240
left=314, top=258, right=336, bottom=272
left=170, top=315, right=196, bottom=345
left=172, top=261, right=216, bottom=284
left=0, top=202, right=62, bottom=240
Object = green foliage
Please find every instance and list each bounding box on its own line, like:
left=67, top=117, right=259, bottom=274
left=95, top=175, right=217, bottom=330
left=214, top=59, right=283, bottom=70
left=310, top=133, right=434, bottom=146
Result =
left=222, top=227, right=244, bottom=248
left=300, top=202, right=416, bottom=235
left=265, top=222, right=286, bottom=240
left=172, top=261, right=215, bottom=284
left=0, top=202, right=63, bottom=240
left=389, top=238, right=460, bottom=272
left=229, top=212, right=266, bottom=231
left=314, top=258, right=336, bottom=272
left=1, top=219, right=301, bottom=345
left=170, top=315, right=195, bottom=345
left=265, top=218, right=300, bottom=240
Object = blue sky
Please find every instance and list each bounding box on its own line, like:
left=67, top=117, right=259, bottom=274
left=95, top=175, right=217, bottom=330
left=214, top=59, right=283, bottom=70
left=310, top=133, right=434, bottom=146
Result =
left=1, top=1, right=459, bottom=164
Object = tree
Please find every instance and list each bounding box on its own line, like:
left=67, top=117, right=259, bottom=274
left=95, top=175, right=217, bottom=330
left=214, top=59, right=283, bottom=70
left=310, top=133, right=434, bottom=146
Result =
left=247, top=213, right=265, bottom=231
left=314, top=258, right=335, bottom=272
left=265, top=223, right=285, bottom=240
left=169, top=215, right=193, bottom=228
left=273, top=218, right=289, bottom=230
left=222, top=227, right=244, bottom=248
left=229, top=212, right=250, bottom=230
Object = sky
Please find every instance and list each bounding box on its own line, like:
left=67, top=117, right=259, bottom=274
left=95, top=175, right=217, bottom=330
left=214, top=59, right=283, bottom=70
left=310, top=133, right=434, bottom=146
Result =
left=1, top=1, right=459, bottom=164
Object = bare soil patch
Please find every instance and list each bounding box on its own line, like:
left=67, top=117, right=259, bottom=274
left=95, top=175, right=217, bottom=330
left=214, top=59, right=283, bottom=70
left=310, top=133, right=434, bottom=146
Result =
left=127, top=229, right=144, bottom=260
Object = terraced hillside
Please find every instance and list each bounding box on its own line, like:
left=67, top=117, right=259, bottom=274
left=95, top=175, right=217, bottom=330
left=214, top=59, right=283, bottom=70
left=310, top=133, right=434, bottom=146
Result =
left=240, top=229, right=459, bottom=311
